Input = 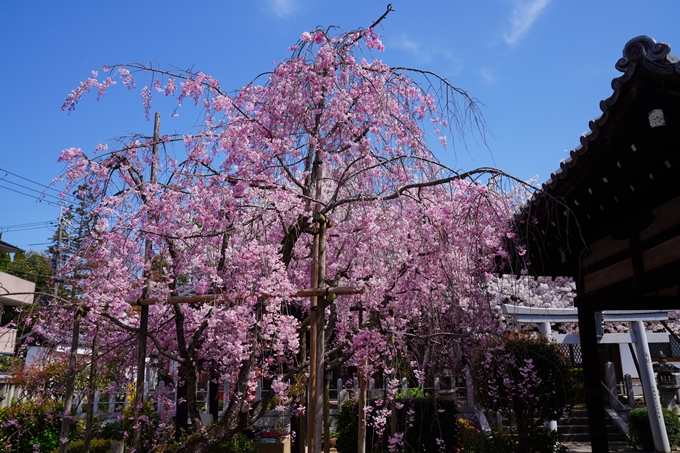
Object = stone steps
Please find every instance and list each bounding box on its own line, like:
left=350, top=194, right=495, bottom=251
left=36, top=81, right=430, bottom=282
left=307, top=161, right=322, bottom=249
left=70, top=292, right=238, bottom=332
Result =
left=557, top=409, right=627, bottom=443
left=496, top=409, right=628, bottom=443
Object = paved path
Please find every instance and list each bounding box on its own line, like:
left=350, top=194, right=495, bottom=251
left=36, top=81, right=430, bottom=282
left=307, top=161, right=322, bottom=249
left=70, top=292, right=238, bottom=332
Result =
left=563, top=441, right=635, bottom=452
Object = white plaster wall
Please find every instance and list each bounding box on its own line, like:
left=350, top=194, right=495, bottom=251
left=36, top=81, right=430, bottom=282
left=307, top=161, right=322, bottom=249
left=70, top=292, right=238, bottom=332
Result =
left=0, top=271, right=35, bottom=306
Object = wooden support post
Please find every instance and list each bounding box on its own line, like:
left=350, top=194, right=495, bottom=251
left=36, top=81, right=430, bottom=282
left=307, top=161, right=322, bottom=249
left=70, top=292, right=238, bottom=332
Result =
left=357, top=305, right=366, bottom=453
left=176, top=380, right=188, bottom=441
left=293, top=330, right=306, bottom=453
left=209, top=369, right=219, bottom=423
left=132, top=111, right=159, bottom=452
left=83, top=329, right=99, bottom=452
left=323, top=371, right=330, bottom=453
left=308, top=212, right=328, bottom=453
left=307, top=222, right=321, bottom=453
left=58, top=309, right=81, bottom=453
left=388, top=377, right=397, bottom=437
left=357, top=371, right=367, bottom=453
left=577, top=306, right=608, bottom=453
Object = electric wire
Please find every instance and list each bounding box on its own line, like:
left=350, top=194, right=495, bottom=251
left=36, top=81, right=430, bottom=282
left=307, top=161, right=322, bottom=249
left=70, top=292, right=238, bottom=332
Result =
left=0, top=166, right=73, bottom=205
left=0, top=167, right=65, bottom=195
left=0, top=221, right=57, bottom=229
left=0, top=179, right=62, bottom=202
left=0, top=183, right=62, bottom=207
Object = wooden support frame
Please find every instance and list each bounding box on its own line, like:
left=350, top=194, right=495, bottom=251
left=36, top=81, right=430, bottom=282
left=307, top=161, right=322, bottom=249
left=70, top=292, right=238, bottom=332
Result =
left=127, top=286, right=364, bottom=306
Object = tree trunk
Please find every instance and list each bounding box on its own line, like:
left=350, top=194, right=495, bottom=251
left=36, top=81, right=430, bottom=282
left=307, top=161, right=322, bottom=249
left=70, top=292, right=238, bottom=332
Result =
left=173, top=304, right=204, bottom=432
left=174, top=351, right=256, bottom=453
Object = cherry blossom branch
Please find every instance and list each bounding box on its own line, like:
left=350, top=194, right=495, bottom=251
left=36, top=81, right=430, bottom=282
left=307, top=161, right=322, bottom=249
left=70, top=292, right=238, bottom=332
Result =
left=327, top=167, right=528, bottom=211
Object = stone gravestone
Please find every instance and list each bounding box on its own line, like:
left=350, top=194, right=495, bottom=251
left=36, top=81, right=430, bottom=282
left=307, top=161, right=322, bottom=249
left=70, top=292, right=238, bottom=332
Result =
left=337, top=389, right=349, bottom=410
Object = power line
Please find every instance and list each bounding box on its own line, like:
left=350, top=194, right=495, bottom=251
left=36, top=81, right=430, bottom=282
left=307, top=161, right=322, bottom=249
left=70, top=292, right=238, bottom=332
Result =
left=0, top=221, right=57, bottom=229
left=0, top=167, right=64, bottom=195
left=0, top=183, right=62, bottom=207
left=0, top=179, right=62, bottom=202
left=0, top=225, right=56, bottom=233
left=0, top=166, right=74, bottom=205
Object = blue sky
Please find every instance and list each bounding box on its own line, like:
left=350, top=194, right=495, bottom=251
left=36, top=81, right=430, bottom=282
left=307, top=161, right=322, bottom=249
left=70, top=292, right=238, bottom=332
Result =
left=1, top=0, right=679, bottom=252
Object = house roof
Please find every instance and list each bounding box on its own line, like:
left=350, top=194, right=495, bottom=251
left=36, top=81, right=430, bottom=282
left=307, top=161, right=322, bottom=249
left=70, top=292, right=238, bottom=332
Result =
left=0, top=240, right=23, bottom=254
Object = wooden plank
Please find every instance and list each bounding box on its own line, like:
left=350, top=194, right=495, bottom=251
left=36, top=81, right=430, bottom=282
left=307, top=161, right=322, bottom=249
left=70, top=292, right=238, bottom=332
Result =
left=583, top=258, right=634, bottom=293
left=127, top=286, right=365, bottom=306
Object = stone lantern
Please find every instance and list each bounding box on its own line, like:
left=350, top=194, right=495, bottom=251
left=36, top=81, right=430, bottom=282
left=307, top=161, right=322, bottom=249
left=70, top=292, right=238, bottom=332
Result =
left=654, top=352, right=680, bottom=415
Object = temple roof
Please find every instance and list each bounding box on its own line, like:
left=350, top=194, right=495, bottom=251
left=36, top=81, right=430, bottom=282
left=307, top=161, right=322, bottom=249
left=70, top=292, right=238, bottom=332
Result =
left=542, top=36, right=680, bottom=194
left=518, top=36, right=680, bottom=279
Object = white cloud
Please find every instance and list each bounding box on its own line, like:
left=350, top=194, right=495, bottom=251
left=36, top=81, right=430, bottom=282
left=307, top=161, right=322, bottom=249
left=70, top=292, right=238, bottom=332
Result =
left=481, top=67, right=496, bottom=83
left=503, top=0, right=551, bottom=45
left=390, top=34, right=463, bottom=76
left=266, top=0, right=298, bottom=18
left=392, top=35, right=425, bottom=59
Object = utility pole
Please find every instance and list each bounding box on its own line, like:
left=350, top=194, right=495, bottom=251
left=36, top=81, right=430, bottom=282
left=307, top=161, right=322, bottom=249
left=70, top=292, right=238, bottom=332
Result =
left=53, top=204, right=63, bottom=296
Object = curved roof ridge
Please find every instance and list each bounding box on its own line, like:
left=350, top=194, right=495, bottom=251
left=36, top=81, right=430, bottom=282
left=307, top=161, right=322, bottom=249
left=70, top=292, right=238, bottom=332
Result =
left=615, top=35, right=680, bottom=73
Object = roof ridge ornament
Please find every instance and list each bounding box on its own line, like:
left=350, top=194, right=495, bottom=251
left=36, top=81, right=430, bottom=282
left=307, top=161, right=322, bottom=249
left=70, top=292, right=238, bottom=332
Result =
left=616, top=35, right=679, bottom=73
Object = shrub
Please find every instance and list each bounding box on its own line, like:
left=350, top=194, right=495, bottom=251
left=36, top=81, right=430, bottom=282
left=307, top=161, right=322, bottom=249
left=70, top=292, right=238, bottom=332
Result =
left=52, top=438, right=117, bottom=453
left=0, top=399, right=77, bottom=453
left=629, top=407, right=680, bottom=451
left=215, top=432, right=258, bottom=453
left=399, top=397, right=458, bottom=452
left=569, top=367, right=585, bottom=405
left=336, top=397, right=458, bottom=453
left=471, top=334, right=575, bottom=453
left=478, top=426, right=566, bottom=453
left=92, top=418, right=125, bottom=441
left=89, top=397, right=172, bottom=452
left=457, top=418, right=483, bottom=452
left=336, top=399, right=358, bottom=453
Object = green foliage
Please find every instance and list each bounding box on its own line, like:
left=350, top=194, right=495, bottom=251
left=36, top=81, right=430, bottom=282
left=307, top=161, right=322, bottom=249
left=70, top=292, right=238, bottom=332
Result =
left=629, top=407, right=680, bottom=451
left=159, top=431, right=257, bottom=453
left=0, top=400, right=77, bottom=453
left=336, top=399, right=358, bottom=453
left=456, top=418, right=484, bottom=452
left=479, top=426, right=566, bottom=453
left=214, top=432, right=258, bottom=453
left=0, top=355, right=20, bottom=372
left=568, top=367, right=585, bottom=405
left=336, top=397, right=458, bottom=453
left=89, top=398, right=169, bottom=452
left=53, top=438, right=117, bottom=453
left=395, top=387, right=424, bottom=400
left=92, top=418, right=126, bottom=441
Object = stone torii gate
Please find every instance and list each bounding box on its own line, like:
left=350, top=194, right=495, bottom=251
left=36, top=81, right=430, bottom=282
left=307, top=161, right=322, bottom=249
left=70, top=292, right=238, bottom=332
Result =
left=503, top=304, right=672, bottom=446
